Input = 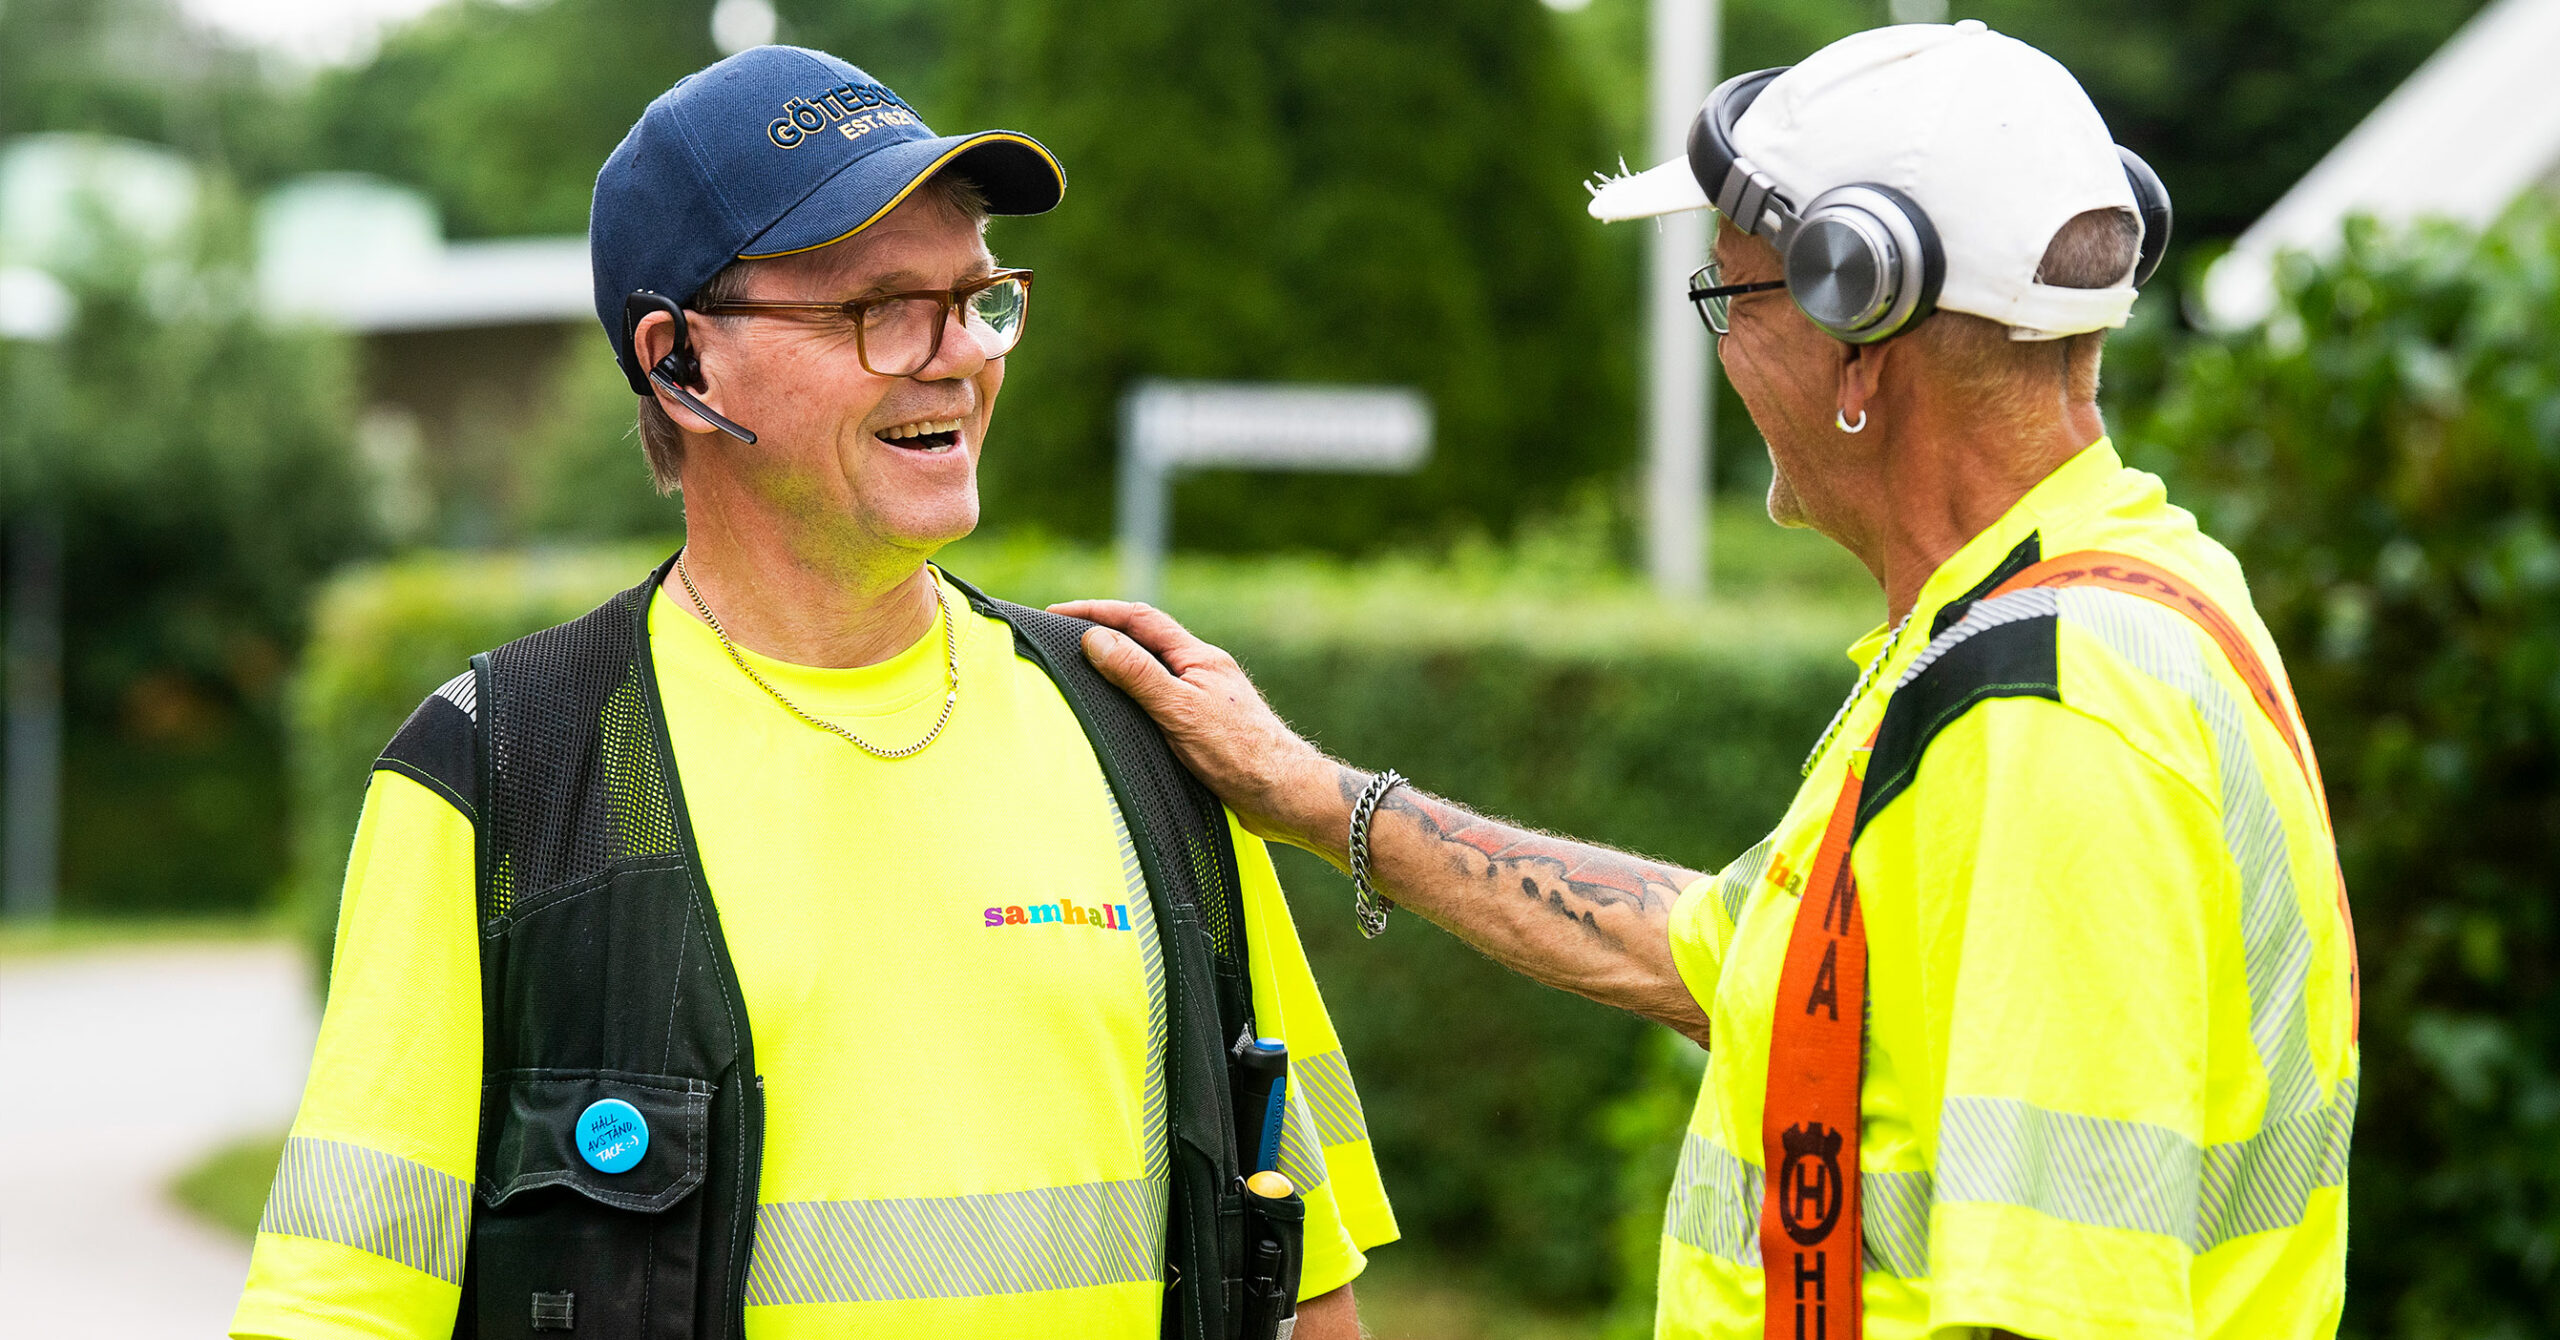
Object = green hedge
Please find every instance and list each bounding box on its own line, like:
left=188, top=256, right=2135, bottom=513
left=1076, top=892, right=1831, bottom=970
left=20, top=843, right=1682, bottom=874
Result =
left=290, top=530, right=1864, bottom=1305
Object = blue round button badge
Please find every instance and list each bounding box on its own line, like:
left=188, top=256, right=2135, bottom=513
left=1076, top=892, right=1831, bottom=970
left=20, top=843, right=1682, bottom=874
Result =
left=576, top=1098, right=649, bottom=1174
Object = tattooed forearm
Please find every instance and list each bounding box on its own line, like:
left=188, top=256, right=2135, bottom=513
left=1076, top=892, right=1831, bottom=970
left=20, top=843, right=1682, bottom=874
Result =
left=1372, top=785, right=1691, bottom=947
left=1329, top=767, right=1712, bottom=1043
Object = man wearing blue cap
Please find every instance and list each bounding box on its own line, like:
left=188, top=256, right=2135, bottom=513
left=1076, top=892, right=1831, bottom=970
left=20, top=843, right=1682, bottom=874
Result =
left=231, top=46, right=1391, bottom=1340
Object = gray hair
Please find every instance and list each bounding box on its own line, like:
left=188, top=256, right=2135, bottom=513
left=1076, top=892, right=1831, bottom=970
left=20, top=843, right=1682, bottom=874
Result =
left=1916, top=207, right=2144, bottom=423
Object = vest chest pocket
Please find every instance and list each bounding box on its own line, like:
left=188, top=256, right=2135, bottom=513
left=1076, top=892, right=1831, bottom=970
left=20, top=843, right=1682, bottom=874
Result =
left=470, top=1071, right=713, bottom=1339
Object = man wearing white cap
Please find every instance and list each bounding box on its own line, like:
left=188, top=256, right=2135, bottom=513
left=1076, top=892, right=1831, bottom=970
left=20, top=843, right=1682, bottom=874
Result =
left=1059, top=21, right=2359, bottom=1340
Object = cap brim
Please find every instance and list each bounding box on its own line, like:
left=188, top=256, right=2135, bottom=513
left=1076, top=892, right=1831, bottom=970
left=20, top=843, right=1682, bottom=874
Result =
left=740, top=130, right=1065, bottom=261
left=1586, top=156, right=1711, bottom=223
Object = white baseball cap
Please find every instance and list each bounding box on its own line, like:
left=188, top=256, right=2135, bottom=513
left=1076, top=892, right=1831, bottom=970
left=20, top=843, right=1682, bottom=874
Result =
left=1588, top=21, right=2140, bottom=339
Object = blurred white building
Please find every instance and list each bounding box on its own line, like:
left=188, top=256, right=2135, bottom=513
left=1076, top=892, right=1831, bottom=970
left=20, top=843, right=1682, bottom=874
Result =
left=2201, top=0, right=2560, bottom=326
left=253, top=173, right=596, bottom=543
left=2, top=132, right=600, bottom=543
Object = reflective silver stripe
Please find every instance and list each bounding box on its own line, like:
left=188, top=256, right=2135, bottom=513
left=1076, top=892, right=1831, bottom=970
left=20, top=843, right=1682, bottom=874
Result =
left=433, top=669, right=477, bottom=719
left=1938, top=1097, right=2200, bottom=1240
left=1939, top=1074, right=2357, bottom=1251
left=745, top=1178, right=1170, bottom=1305
left=2196, top=1070, right=2357, bottom=1251
left=1670, top=1083, right=2355, bottom=1277
left=1715, top=836, right=1776, bottom=927
left=258, top=1136, right=470, bottom=1284
left=739, top=796, right=1184, bottom=1307
left=1106, top=797, right=1170, bottom=1179
left=1661, top=1133, right=1933, bottom=1279
left=1860, top=1169, right=1931, bottom=1279
left=1663, top=1132, right=1759, bottom=1266
left=1896, top=587, right=2060, bottom=688
left=1274, top=1083, right=1329, bottom=1193
left=2058, top=588, right=2326, bottom=1123
left=1294, top=1048, right=1369, bottom=1150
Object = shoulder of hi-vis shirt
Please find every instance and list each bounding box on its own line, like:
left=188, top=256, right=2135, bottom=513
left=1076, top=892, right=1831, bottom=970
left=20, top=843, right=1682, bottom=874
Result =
left=1655, top=442, right=2354, bottom=1340
left=231, top=687, right=481, bottom=1339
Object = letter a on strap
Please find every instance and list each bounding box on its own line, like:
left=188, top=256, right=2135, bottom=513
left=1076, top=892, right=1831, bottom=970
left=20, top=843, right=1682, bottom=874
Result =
left=1761, top=753, right=1868, bottom=1340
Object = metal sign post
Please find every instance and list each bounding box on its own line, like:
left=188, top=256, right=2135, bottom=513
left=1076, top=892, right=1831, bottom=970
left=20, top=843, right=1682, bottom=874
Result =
left=1118, top=380, right=1433, bottom=602
left=2, top=268, right=71, bottom=923
left=4, top=514, right=63, bottom=921
left=1647, top=0, right=1718, bottom=600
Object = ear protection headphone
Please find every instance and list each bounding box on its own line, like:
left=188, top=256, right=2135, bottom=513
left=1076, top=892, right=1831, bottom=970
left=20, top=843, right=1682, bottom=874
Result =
left=1686, top=67, right=2172, bottom=344
left=623, top=291, right=758, bottom=444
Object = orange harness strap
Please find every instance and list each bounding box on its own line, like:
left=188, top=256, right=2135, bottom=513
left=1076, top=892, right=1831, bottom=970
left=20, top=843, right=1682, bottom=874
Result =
left=1759, top=749, right=1871, bottom=1340
left=1758, top=550, right=2360, bottom=1339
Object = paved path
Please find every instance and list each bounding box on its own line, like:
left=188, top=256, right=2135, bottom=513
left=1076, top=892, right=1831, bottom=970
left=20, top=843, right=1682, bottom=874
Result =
left=0, top=941, right=317, bottom=1339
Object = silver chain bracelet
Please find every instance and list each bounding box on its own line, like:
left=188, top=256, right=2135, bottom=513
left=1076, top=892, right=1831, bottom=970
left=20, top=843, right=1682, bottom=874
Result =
left=1347, top=769, right=1406, bottom=940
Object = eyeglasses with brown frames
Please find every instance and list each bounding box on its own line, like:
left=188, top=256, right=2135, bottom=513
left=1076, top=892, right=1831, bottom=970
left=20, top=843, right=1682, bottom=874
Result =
left=696, top=268, right=1034, bottom=377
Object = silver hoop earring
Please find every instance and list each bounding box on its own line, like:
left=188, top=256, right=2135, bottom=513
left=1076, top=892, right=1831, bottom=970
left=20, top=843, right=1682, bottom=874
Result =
left=1836, top=407, right=1868, bottom=435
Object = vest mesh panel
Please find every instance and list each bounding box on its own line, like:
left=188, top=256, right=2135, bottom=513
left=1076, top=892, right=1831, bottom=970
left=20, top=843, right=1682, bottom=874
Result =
left=480, top=585, right=683, bottom=921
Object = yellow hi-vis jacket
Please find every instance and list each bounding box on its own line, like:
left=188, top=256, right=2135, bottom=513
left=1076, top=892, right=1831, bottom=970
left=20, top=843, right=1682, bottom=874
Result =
left=1658, top=441, right=2356, bottom=1340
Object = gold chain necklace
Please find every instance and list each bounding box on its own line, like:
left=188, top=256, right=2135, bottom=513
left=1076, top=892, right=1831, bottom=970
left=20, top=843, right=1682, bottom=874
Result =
left=675, top=553, right=960, bottom=760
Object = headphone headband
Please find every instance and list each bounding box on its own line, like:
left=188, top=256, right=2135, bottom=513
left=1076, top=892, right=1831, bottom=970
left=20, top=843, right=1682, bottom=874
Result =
left=1687, top=68, right=1794, bottom=241
left=1683, top=64, right=2171, bottom=342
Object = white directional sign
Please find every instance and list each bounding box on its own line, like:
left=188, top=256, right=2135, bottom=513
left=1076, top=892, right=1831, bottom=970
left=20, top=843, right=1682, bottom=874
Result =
left=1126, top=381, right=1432, bottom=472
left=1118, top=380, right=1433, bottom=600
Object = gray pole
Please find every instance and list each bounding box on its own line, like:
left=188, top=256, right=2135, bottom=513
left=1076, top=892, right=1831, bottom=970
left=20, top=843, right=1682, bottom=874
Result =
left=1118, top=393, right=1168, bottom=604
left=5, top=514, right=64, bottom=920
left=1645, top=0, right=1718, bottom=600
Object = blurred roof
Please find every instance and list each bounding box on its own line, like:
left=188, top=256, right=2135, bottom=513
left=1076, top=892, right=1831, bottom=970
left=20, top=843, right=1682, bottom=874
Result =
left=2202, top=0, right=2560, bottom=326
left=0, top=135, right=594, bottom=336
left=256, top=174, right=592, bottom=333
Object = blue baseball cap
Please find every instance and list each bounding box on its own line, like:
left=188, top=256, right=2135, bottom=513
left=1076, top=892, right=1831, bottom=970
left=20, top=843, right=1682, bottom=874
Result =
left=590, top=45, right=1063, bottom=392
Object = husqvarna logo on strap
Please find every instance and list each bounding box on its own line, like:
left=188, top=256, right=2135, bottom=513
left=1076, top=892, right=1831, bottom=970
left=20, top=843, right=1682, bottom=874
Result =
left=768, top=82, right=921, bottom=148
left=1777, top=1122, right=1845, bottom=1244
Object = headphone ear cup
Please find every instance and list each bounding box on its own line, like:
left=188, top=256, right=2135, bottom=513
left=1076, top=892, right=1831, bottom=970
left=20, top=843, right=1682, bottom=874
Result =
left=1867, top=183, right=1944, bottom=326
left=2116, top=146, right=2173, bottom=288
left=1786, top=183, right=1944, bottom=344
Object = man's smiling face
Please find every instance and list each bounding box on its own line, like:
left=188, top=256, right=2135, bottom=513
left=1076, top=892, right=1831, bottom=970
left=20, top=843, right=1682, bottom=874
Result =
left=700, top=186, right=1006, bottom=570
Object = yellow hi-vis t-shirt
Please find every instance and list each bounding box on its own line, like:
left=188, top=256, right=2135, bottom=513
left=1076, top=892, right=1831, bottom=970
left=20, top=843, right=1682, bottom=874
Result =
left=1656, top=441, right=2356, bottom=1340
left=231, top=570, right=1397, bottom=1340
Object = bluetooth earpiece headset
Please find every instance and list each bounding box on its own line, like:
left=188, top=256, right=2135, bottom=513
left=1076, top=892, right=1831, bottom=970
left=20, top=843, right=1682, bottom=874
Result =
left=622, top=290, right=758, bottom=444
left=1686, top=67, right=2172, bottom=345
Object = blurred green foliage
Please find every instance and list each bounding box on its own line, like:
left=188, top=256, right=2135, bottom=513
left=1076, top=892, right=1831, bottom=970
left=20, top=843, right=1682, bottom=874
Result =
left=0, top=203, right=376, bottom=913
left=289, top=528, right=1869, bottom=1303
left=2123, top=203, right=2560, bottom=1340
left=171, top=1127, right=290, bottom=1239
left=942, top=0, right=1636, bottom=553
left=298, top=0, right=721, bottom=238
left=16, top=0, right=2496, bottom=554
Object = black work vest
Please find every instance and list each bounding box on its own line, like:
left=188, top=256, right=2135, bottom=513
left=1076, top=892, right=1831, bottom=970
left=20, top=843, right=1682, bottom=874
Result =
left=417, top=559, right=1261, bottom=1339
